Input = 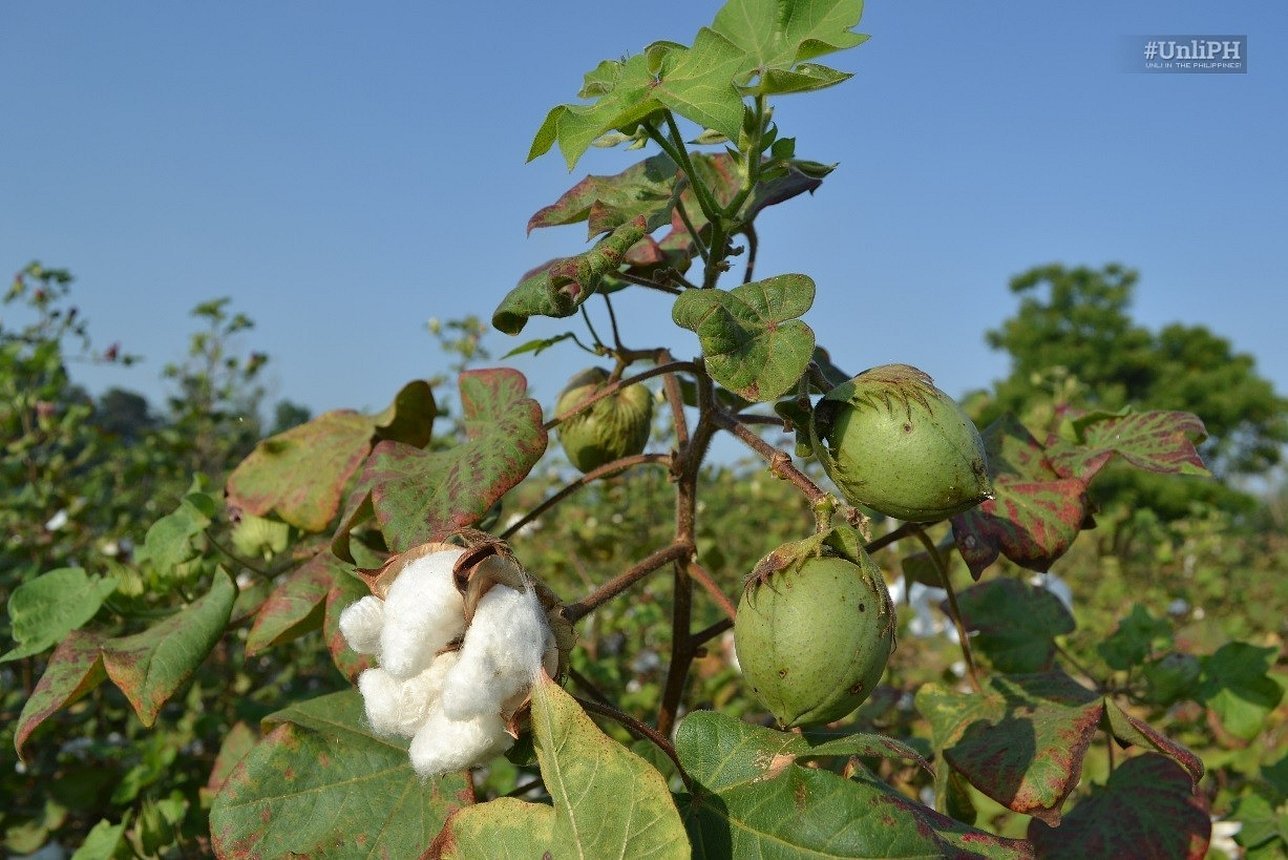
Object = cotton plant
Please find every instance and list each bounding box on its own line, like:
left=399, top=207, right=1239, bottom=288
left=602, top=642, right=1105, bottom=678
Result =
left=338, top=537, right=572, bottom=777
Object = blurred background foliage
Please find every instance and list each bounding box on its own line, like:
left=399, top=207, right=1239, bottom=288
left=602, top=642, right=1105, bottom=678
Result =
left=2, top=261, right=1284, bottom=858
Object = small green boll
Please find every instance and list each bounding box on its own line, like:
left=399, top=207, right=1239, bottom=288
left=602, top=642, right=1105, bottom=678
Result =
left=554, top=367, right=653, bottom=474
left=735, top=550, right=895, bottom=728
left=812, top=364, right=991, bottom=522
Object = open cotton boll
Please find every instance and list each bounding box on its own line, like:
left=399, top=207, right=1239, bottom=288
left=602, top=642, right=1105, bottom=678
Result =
left=440, top=584, right=551, bottom=721
left=408, top=706, right=514, bottom=778
left=338, top=596, right=386, bottom=657
left=380, top=547, right=468, bottom=679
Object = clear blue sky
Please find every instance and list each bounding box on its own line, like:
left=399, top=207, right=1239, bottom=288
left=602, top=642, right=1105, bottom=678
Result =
left=3, top=2, right=1284, bottom=426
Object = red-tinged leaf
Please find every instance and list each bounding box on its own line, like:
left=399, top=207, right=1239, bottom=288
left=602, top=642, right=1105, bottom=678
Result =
left=1050, top=410, right=1209, bottom=482
left=1102, top=698, right=1203, bottom=786
left=951, top=478, right=1089, bottom=579
left=205, top=721, right=258, bottom=797
left=210, top=691, right=471, bottom=859
left=245, top=552, right=341, bottom=654
left=978, top=414, right=1062, bottom=481
left=227, top=382, right=435, bottom=532
left=14, top=630, right=106, bottom=760
left=951, top=579, right=1075, bottom=673
left=528, top=153, right=680, bottom=237
left=324, top=569, right=373, bottom=682
left=916, top=672, right=1104, bottom=826
left=101, top=570, right=236, bottom=727
left=337, top=369, right=546, bottom=557
left=493, top=217, right=648, bottom=335
left=1028, top=754, right=1211, bottom=860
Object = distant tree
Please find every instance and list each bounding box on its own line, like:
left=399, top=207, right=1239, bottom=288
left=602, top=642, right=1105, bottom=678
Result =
left=270, top=399, right=312, bottom=434
left=94, top=387, right=155, bottom=441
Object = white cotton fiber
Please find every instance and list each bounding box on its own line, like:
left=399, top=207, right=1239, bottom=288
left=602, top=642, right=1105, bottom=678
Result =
left=338, top=596, right=386, bottom=656
left=357, top=652, right=463, bottom=738
left=408, top=706, right=514, bottom=778
left=439, top=584, right=551, bottom=721
left=357, top=668, right=406, bottom=737
left=380, top=548, right=468, bottom=679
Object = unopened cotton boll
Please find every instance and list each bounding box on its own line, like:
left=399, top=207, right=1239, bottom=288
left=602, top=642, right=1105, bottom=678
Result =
left=380, top=547, right=468, bottom=679
left=408, top=706, right=514, bottom=778
left=440, top=584, right=551, bottom=721
left=338, top=596, right=386, bottom=657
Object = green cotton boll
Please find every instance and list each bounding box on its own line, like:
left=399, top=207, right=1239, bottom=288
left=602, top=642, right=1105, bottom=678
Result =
left=735, top=551, right=895, bottom=728
left=555, top=367, right=653, bottom=474
left=812, top=364, right=992, bottom=522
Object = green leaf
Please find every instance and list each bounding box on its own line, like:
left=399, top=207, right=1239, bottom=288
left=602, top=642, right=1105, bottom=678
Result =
left=1027, top=754, right=1210, bottom=860
left=15, top=630, right=106, bottom=760
left=672, top=273, right=816, bottom=401
left=333, top=369, right=547, bottom=558
left=711, top=0, right=868, bottom=91
left=501, top=332, right=578, bottom=359
left=528, top=37, right=744, bottom=170
left=675, top=710, right=1031, bottom=858
left=1096, top=604, right=1171, bottom=671
left=1, top=567, right=116, bottom=662
left=493, top=216, right=649, bottom=335
left=431, top=797, right=555, bottom=859
left=952, top=578, right=1075, bottom=673
left=101, top=569, right=236, bottom=727
left=916, top=671, right=1103, bottom=826
left=227, top=381, right=436, bottom=532
left=951, top=415, right=1091, bottom=579
left=138, top=487, right=216, bottom=577
left=1102, top=698, right=1203, bottom=786
left=70, top=817, right=129, bottom=860
left=1050, top=409, right=1209, bottom=482
left=1197, top=642, right=1284, bottom=741
left=1231, top=792, right=1284, bottom=851
left=210, top=691, right=471, bottom=858
left=530, top=673, right=689, bottom=858
left=244, top=551, right=337, bottom=654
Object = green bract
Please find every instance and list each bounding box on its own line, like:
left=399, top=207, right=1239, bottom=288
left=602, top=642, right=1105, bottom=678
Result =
left=812, top=364, right=991, bottom=521
left=735, top=532, right=895, bottom=728
left=554, top=367, right=653, bottom=474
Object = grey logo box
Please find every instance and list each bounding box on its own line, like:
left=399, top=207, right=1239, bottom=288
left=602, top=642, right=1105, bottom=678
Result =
left=1126, top=36, right=1247, bottom=74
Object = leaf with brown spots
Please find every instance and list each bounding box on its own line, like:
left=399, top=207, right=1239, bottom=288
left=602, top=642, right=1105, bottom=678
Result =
left=675, top=710, right=1031, bottom=858
left=244, top=550, right=339, bottom=655
left=333, top=369, right=546, bottom=558
left=916, top=672, right=1103, bottom=827
left=101, top=569, right=236, bottom=728
left=323, top=567, right=372, bottom=682
left=14, top=629, right=106, bottom=761
left=429, top=797, right=554, bottom=859
left=1028, top=754, right=1210, bottom=860
left=210, top=691, right=471, bottom=859
left=227, top=380, right=436, bottom=532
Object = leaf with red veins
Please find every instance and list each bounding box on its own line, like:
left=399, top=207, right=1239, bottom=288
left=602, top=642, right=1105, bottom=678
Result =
left=952, top=478, right=1089, bottom=580
left=1049, top=410, right=1210, bottom=482
left=1028, top=754, right=1211, bottom=860
left=916, top=671, right=1104, bottom=827
left=334, top=369, right=546, bottom=558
